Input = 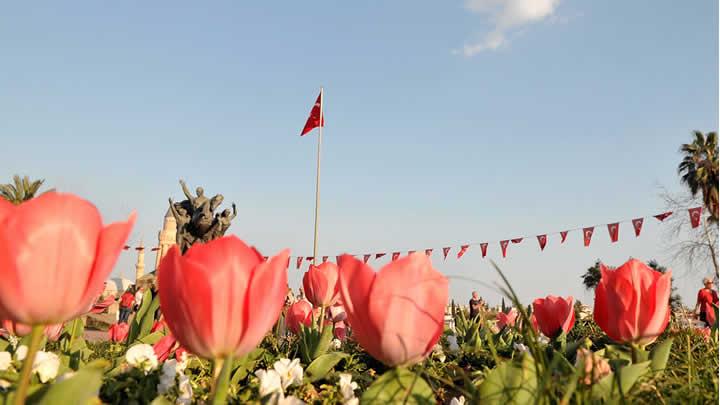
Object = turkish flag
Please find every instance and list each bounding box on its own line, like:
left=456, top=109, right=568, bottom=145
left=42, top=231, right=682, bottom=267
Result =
left=301, top=92, right=324, bottom=136
left=151, top=247, right=160, bottom=252
left=654, top=211, right=672, bottom=222
left=480, top=243, right=488, bottom=257
left=296, top=257, right=303, bottom=269
left=560, top=231, right=568, bottom=243
left=306, top=256, right=314, bottom=262
left=391, top=252, right=400, bottom=261
left=286, top=257, right=291, bottom=268
left=425, top=248, right=433, bottom=257
left=375, top=253, right=386, bottom=259
left=500, top=240, right=509, bottom=258
left=408, top=250, right=416, bottom=255
left=607, top=223, right=619, bottom=243
left=583, top=227, right=594, bottom=247
left=363, top=254, right=371, bottom=263
left=442, top=247, right=451, bottom=260
left=537, top=235, right=547, bottom=251
left=336, top=256, right=341, bottom=264
left=123, top=245, right=131, bottom=250
left=457, top=245, right=469, bottom=259
left=632, top=218, right=644, bottom=237
left=263, top=256, right=269, bottom=261
left=689, top=207, right=703, bottom=228
left=511, top=238, right=523, bottom=244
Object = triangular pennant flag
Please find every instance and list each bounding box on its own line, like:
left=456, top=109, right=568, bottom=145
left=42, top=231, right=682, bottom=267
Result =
left=442, top=247, right=451, bottom=260
left=336, top=256, right=341, bottom=264
left=537, top=235, right=547, bottom=251
left=511, top=238, right=523, bottom=244
left=500, top=240, right=509, bottom=258
left=375, top=253, right=386, bottom=259
left=425, top=248, right=433, bottom=257
left=300, top=92, right=324, bottom=136
left=151, top=247, right=160, bottom=252
left=689, top=207, right=703, bottom=228
left=263, top=256, right=269, bottom=261
left=607, top=223, right=619, bottom=243
left=654, top=211, right=672, bottom=222
left=286, top=257, right=291, bottom=269
left=391, top=252, right=400, bottom=261
left=632, top=218, right=644, bottom=237
left=363, top=254, right=371, bottom=263
left=408, top=250, right=416, bottom=255
left=123, top=245, right=131, bottom=250
left=560, top=231, right=568, bottom=243
left=306, top=256, right=314, bottom=262
left=480, top=243, right=488, bottom=257
left=296, top=257, right=303, bottom=269
left=457, top=245, right=469, bottom=259
left=583, top=227, right=594, bottom=247
left=322, top=256, right=328, bottom=263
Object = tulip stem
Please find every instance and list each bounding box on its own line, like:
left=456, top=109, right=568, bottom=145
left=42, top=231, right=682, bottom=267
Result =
left=318, top=305, right=326, bottom=332
left=210, top=355, right=233, bottom=405
left=13, top=325, right=44, bottom=405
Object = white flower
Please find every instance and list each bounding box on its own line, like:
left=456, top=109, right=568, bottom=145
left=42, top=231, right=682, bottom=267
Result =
left=157, top=359, right=178, bottom=394
left=0, top=352, right=11, bottom=371
left=126, top=344, right=158, bottom=373
left=15, top=345, right=27, bottom=361
left=176, top=373, right=193, bottom=405
left=449, top=396, right=466, bottom=405
left=331, top=339, right=342, bottom=350
left=344, top=399, right=359, bottom=405
left=56, top=372, right=75, bottom=383
left=432, top=344, right=446, bottom=363
left=513, top=343, right=529, bottom=353
left=537, top=335, right=550, bottom=345
left=256, top=369, right=284, bottom=397
left=0, top=380, right=10, bottom=390
left=446, top=335, right=460, bottom=352
left=338, top=373, right=358, bottom=401
left=33, top=351, right=60, bottom=383
left=273, top=358, right=303, bottom=389
left=277, top=395, right=306, bottom=405
left=6, top=336, right=18, bottom=350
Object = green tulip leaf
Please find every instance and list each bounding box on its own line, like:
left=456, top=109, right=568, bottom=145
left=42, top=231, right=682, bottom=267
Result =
left=138, top=331, right=165, bottom=345
left=28, top=360, right=107, bottom=405
left=305, top=352, right=349, bottom=382
left=592, top=361, right=650, bottom=400
left=650, top=338, right=673, bottom=373
left=230, top=348, right=265, bottom=385
left=361, top=368, right=434, bottom=405
left=150, top=396, right=174, bottom=405
left=478, top=353, right=537, bottom=405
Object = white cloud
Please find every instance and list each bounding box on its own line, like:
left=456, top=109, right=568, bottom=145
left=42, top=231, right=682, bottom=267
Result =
left=459, top=0, right=561, bottom=56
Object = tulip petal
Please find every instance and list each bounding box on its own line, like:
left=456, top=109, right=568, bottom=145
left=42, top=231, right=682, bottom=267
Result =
left=338, top=255, right=381, bottom=358
left=637, top=270, right=671, bottom=345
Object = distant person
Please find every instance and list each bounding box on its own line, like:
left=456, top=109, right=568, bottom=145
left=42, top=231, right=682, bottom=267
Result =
left=695, top=277, right=719, bottom=327
left=469, top=291, right=482, bottom=320
left=118, top=287, right=135, bottom=323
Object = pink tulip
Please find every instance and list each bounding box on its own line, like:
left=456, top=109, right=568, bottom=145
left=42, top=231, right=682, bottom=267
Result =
left=158, top=236, right=289, bottom=359
left=594, top=259, right=671, bottom=346
left=175, top=346, right=189, bottom=360
left=2, top=320, right=64, bottom=341
left=338, top=252, right=448, bottom=367
left=286, top=300, right=314, bottom=334
left=532, top=295, right=575, bottom=338
left=108, top=322, right=130, bottom=343
left=151, top=320, right=167, bottom=334
left=153, top=335, right=178, bottom=362
left=44, top=323, right=65, bottom=342
left=496, top=308, right=518, bottom=329
left=303, top=263, right=340, bottom=307
left=0, top=193, right=135, bottom=325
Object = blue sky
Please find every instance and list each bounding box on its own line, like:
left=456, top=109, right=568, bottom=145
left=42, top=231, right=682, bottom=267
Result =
left=1, top=1, right=717, bottom=307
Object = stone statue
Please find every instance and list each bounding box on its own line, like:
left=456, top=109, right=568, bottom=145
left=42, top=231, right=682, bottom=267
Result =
left=170, top=180, right=237, bottom=253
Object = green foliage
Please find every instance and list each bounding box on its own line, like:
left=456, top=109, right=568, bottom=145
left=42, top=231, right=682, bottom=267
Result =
left=0, top=175, right=52, bottom=205
left=678, top=130, right=719, bottom=222
left=361, top=368, right=434, bottom=405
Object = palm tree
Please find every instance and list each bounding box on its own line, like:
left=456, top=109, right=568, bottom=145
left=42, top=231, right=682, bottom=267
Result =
left=0, top=175, right=53, bottom=205
left=678, top=131, right=719, bottom=222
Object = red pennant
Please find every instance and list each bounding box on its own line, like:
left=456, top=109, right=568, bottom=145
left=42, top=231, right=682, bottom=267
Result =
left=511, top=238, right=523, bottom=244
left=480, top=243, right=488, bottom=257
left=263, top=256, right=269, bottom=261
left=363, top=254, right=371, bottom=263
left=151, top=247, right=160, bottom=251
left=689, top=207, right=703, bottom=228
left=286, top=257, right=291, bottom=268
left=123, top=245, right=131, bottom=250
left=560, top=231, right=568, bottom=243
left=322, top=256, right=328, bottom=263
left=391, top=252, right=400, bottom=261
left=537, top=235, right=547, bottom=251
left=654, top=211, right=672, bottom=222
left=375, top=253, right=386, bottom=259
left=300, top=92, right=324, bottom=136
left=607, top=223, right=619, bottom=243
left=457, top=245, right=469, bottom=259
left=336, top=256, right=341, bottom=264
left=583, top=227, right=594, bottom=247
left=500, top=240, right=509, bottom=258
left=296, top=257, right=303, bottom=269
left=306, top=256, right=314, bottom=262
left=135, top=246, right=144, bottom=251
left=442, top=247, right=451, bottom=260
left=408, top=250, right=416, bottom=256
left=425, top=248, right=433, bottom=257
left=632, top=218, right=644, bottom=237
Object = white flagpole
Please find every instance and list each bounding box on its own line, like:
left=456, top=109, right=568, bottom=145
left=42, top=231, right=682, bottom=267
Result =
left=312, top=87, right=324, bottom=266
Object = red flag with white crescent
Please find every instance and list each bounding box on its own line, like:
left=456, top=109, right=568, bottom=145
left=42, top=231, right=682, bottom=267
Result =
left=363, top=254, right=371, bottom=263
left=425, top=248, right=433, bottom=257
left=322, top=256, right=328, bottom=263
left=123, top=245, right=131, bottom=250
left=632, top=218, right=643, bottom=237
left=583, top=227, right=594, bottom=247
left=300, top=92, right=324, bottom=136
left=442, top=247, right=451, bottom=260
left=654, top=211, right=672, bottom=222
left=296, top=257, right=303, bottom=269
left=457, top=245, right=469, bottom=259
left=689, top=207, right=703, bottom=228
left=375, top=253, right=386, bottom=260
left=511, top=238, right=523, bottom=244
left=537, top=235, right=547, bottom=251
left=500, top=240, right=509, bottom=258
left=607, top=223, right=619, bottom=243
left=480, top=243, right=488, bottom=257
left=391, top=252, right=400, bottom=261
left=560, top=231, right=568, bottom=243
left=306, top=256, right=314, bottom=262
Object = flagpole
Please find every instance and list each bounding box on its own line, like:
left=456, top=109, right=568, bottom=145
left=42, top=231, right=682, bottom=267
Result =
left=312, top=87, right=324, bottom=266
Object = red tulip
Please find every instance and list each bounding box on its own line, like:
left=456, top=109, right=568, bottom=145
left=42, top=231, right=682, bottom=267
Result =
left=496, top=308, right=518, bottom=329
left=594, top=259, right=671, bottom=346
left=44, top=323, right=64, bottom=342
left=0, top=193, right=135, bottom=325
left=151, top=320, right=167, bottom=334
left=153, top=335, right=178, bottom=362
left=338, top=252, right=448, bottom=367
left=158, top=236, right=289, bottom=359
left=108, top=322, right=130, bottom=343
left=302, top=263, right=340, bottom=307
left=175, top=346, right=189, bottom=360
left=529, top=314, right=539, bottom=333
left=286, top=300, right=314, bottom=334
left=2, top=320, right=64, bottom=341
left=532, top=295, right=575, bottom=338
